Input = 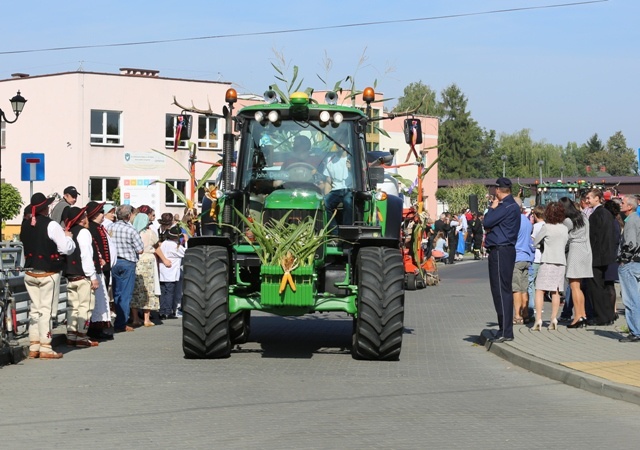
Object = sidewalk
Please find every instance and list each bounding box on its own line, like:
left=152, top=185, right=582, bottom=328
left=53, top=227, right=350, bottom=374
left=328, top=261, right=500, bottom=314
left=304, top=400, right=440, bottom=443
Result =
left=480, top=317, right=640, bottom=406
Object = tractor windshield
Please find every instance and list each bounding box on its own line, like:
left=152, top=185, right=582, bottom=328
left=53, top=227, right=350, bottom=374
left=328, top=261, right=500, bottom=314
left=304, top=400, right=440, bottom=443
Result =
left=237, top=119, right=362, bottom=195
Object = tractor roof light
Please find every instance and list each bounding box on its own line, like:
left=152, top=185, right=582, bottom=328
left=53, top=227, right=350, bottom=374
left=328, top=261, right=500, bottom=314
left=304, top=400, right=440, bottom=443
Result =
left=362, top=87, right=375, bottom=104
left=319, top=110, right=331, bottom=123
left=333, top=112, right=343, bottom=124
left=254, top=111, right=265, bottom=122
left=268, top=110, right=279, bottom=123
left=225, top=88, right=237, bottom=104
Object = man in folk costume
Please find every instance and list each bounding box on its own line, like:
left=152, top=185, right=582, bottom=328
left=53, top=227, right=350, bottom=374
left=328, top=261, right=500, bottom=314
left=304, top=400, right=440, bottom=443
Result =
left=85, top=201, right=116, bottom=341
left=20, top=193, right=76, bottom=359
left=63, top=206, right=100, bottom=348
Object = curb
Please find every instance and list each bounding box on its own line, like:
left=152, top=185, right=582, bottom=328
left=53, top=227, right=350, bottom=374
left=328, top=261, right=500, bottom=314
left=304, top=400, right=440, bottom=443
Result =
left=480, top=329, right=640, bottom=407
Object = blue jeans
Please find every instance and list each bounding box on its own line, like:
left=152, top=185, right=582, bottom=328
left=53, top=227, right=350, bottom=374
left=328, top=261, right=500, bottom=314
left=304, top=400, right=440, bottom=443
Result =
left=160, top=281, right=179, bottom=315
left=325, top=189, right=353, bottom=231
left=528, top=263, right=540, bottom=311
left=619, top=262, right=640, bottom=336
left=111, top=259, right=137, bottom=330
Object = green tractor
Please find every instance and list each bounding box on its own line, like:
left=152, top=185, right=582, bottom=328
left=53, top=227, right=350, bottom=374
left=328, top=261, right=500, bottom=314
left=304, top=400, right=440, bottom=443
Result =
left=182, top=87, right=407, bottom=360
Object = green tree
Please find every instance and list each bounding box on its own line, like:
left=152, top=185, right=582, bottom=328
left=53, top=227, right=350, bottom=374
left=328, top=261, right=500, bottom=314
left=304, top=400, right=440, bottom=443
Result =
left=435, top=183, right=488, bottom=213
left=602, top=131, right=637, bottom=176
left=0, top=182, right=24, bottom=228
left=438, top=84, right=484, bottom=178
left=392, top=81, right=442, bottom=116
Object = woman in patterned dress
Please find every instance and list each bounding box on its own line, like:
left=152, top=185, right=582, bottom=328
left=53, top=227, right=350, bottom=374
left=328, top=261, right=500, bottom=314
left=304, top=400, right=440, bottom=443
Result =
left=130, top=212, right=171, bottom=327
left=559, top=197, right=593, bottom=328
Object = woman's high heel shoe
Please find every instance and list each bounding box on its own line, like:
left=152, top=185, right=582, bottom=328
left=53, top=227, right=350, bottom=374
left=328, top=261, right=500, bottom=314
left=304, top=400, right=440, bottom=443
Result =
left=548, top=318, right=558, bottom=331
left=532, top=321, right=543, bottom=331
left=567, top=317, right=587, bottom=329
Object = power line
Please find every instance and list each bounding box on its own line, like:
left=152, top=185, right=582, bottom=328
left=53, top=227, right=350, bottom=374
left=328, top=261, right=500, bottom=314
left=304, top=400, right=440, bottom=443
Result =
left=0, top=1, right=608, bottom=56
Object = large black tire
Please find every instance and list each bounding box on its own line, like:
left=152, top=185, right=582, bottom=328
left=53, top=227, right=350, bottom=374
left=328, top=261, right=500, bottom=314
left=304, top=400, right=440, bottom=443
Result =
left=182, top=246, right=231, bottom=359
left=352, top=247, right=405, bottom=361
left=229, top=310, right=251, bottom=345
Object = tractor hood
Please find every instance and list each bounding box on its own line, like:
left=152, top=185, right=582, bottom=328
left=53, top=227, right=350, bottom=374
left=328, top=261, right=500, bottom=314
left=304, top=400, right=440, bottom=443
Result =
left=263, top=189, right=323, bottom=210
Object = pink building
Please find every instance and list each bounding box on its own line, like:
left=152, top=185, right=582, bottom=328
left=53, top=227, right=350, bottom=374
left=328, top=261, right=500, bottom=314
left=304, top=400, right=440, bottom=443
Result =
left=1, top=70, right=438, bottom=238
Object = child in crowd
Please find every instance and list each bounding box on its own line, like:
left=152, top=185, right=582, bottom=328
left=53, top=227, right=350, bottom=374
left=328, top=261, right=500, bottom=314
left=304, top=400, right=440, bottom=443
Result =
left=158, top=225, right=186, bottom=319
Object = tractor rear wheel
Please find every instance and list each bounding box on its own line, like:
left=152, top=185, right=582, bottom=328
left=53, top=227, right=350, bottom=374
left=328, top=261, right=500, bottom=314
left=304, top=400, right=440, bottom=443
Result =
left=352, top=247, right=405, bottom=361
left=182, top=246, right=231, bottom=359
left=230, top=310, right=251, bottom=345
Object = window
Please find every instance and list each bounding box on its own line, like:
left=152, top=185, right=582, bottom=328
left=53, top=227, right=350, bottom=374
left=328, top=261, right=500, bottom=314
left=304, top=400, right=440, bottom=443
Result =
left=197, top=116, right=220, bottom=150
left=165, top=114, right=189, bottom=149
left=1, top=121, right=5, bottom=148
left=166, top=179, right=187, bottom=205
left=91, top=110, right=122, bottom=145
left=90, top=177, right=119, bottom=203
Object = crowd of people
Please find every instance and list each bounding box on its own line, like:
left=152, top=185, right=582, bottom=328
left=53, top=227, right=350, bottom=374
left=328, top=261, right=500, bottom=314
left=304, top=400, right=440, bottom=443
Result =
left=19, top=186, right=190, bottom=359
left=480, top=177, right=640, bottom=344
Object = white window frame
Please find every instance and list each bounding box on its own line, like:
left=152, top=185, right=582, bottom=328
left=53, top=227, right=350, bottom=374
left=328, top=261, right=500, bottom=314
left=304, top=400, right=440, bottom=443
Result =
left=166, top=179, right=187, bottom=205
left=165, top=114, right=189, bottom=149
left=89, top=176, right=120, bottom=204
left=197, top=116, right=220, bottom=150
left=90, top=110, right=123, bottom=146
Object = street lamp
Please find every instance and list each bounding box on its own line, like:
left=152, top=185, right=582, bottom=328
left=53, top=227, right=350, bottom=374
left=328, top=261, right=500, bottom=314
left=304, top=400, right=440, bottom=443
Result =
left=560, top=166, right=565, bottom=182
left=0, top=90, right=27, bottom=123
left=1, top=91, right=27, bottom=183
left=538, top=160, right=544, bottom=183
left=501, top=155, right=507, bottom=177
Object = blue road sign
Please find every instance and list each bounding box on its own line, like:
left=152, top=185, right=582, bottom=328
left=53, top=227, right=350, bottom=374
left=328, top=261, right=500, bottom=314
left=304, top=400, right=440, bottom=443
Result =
left=21, top=153, right=45, bottom=181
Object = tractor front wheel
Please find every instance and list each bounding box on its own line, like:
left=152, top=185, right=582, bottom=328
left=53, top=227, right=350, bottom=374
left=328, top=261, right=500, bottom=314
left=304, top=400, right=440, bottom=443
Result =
left=352, top=247, right=405, bottom=361
left=182, top=246, right=231, bottom=359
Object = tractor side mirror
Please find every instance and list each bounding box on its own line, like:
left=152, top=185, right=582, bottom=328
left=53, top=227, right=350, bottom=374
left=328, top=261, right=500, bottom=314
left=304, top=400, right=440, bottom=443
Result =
left=403, top=118, right=422, bottom=145
left=369, top=167, right=385, bottom=187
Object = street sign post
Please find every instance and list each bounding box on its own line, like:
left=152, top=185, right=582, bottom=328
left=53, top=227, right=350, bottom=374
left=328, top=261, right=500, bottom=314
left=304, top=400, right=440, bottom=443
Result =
left=21, top=153, right=45, bottom=198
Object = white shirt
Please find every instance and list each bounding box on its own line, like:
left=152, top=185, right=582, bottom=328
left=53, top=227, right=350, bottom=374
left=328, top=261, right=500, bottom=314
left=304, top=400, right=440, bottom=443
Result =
left=531, top=220, right=545, bottom=263
left=159, top=240, right=185, bottom=282
left=77, top=227, right=97, bottom=280
left=323, top=153, right=351, bottom=190
left=47, top=221, right=76, bottom=255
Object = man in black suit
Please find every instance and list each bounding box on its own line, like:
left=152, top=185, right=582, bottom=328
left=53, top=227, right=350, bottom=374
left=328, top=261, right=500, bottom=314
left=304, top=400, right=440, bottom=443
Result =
left=586, top=188, right=617, bottom=325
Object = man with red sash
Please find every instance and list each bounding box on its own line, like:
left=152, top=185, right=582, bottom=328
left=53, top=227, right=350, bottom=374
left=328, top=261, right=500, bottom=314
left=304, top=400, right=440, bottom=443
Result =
left=63, top=206, right=100, bottom=347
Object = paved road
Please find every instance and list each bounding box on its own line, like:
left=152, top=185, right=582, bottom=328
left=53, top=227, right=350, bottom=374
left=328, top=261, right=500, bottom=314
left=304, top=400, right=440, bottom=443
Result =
left=1, top=260, right=639, bottom=449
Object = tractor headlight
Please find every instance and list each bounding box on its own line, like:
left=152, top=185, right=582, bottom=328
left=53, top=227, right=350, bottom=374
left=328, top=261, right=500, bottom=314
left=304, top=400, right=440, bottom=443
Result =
left=333, top=112, right=343, bottom=124
left=254, top=111, right=265, bottom=122
left=375, top=191, right=388, bottom=201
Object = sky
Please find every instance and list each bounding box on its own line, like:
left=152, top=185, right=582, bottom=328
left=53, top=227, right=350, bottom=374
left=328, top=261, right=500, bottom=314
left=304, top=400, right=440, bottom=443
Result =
left=2, top=0, right=638, bottom=151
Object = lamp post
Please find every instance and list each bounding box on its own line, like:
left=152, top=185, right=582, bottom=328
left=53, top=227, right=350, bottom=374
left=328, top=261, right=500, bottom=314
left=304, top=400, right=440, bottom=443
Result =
left=560, top=166, right=565, bottom=182
left=501, top=155, right=507, bottom=177
left=0, top=91, right=27, bottom=124
left=538, top=160, right=544, bottom=183
left=0, top=90, right=27, bottom=182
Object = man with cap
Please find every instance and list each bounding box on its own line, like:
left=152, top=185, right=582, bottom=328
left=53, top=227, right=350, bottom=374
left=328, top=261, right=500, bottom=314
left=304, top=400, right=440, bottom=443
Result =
left=20, top=193, right=76, bottom=359
left=483, top=177, right=521, bottom=343
left=51, top=186, right=80, bottom=224
left=110, top=204, right=144, bottom=332
left=85, top=201, right=115, bottom=340
left=63, top=206, right=100, bottom=347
